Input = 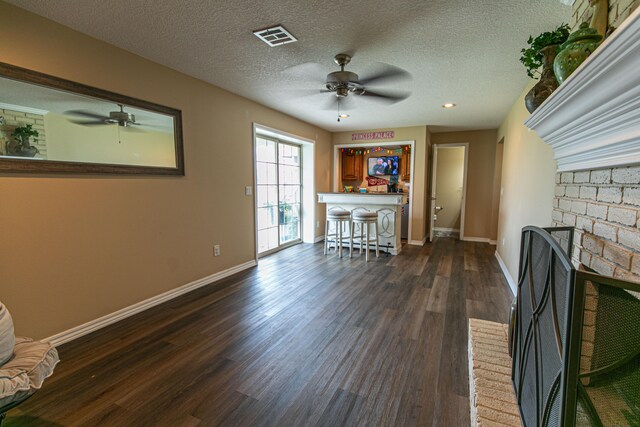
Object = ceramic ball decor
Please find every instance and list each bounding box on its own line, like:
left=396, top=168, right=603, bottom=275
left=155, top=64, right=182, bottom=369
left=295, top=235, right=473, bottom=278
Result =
left=554, top=22, right=603, bottom=85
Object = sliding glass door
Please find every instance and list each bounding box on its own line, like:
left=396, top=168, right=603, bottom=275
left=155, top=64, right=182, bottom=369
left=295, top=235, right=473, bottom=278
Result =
left=256, top=136, right=301, bottom=255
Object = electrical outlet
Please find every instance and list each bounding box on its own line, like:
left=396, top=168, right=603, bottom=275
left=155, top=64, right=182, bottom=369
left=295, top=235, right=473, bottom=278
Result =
left=214, top=245, right=221, bottom=256
left=316, top=221, right=320, bottom=228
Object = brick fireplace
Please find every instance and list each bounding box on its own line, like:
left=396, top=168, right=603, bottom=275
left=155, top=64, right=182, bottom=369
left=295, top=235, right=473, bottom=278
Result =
left=553, top=167, right=640, bottom=286
left=525, top=4, right=640, bottom=289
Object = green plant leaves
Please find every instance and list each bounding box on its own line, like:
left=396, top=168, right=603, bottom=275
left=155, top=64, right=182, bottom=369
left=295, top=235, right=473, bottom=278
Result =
left=520, top=24, right=570, bottom=79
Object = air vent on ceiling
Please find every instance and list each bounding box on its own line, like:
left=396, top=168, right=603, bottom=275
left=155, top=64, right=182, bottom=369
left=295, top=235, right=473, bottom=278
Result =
left=253, top=25, right=297, bottom=47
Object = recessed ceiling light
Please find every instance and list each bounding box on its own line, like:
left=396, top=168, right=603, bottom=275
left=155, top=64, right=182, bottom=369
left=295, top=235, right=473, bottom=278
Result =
left=442, top=103, right=457, bottom=109
left=339, top=114, right=350, bottom=118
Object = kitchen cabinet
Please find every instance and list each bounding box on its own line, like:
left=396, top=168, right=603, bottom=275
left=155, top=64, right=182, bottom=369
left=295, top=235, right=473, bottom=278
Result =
left=401, top=150, right=411, bottom=181
left=342, top=152, right=362, bottom=181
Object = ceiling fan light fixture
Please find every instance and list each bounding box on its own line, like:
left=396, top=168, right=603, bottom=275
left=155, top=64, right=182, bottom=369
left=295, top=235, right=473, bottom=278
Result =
left=442, top=103, right=457, bottom=109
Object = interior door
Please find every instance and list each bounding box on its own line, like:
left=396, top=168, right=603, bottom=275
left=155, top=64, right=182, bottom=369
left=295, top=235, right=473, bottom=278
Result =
left=429, top=144, right=438, bottom=242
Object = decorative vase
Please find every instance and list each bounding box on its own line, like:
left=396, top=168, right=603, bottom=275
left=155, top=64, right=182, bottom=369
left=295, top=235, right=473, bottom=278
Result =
left=554, top=22, right=603, bottom=85
left=20, top=145, right=39, bottom=157
left=524, top=44, right=560, bottom=113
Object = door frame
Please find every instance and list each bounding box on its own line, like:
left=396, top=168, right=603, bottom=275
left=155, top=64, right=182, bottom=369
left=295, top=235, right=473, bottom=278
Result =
left=253, top=123, right=315, bottom=261
left=333, top=140, right=415, bottom=244
left=429, top=143, right=469, bottom=242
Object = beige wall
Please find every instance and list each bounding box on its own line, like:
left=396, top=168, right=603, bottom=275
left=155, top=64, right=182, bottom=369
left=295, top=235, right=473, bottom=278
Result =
left=332, top=126, right=429, bottom=243
left=431, top=129, right=499, bottom=240
left=45, top=112, right=176, bottom=167
left=490, top=141, right=504, bottom=240
left=495, top=82, right=557, bottom=287
left=434, top=147, right=465, bottom=230
left=0, top=2, right=332, bottom=339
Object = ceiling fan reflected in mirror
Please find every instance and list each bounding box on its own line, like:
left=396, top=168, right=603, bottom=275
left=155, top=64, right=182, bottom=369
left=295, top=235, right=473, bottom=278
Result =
left=65, top=104, right=146, bottom=130
left=320, top=53, right=412, bottom=120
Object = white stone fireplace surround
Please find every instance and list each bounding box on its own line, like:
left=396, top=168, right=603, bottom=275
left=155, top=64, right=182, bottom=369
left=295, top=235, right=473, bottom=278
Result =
left=525, top=7, right=640, bottom=282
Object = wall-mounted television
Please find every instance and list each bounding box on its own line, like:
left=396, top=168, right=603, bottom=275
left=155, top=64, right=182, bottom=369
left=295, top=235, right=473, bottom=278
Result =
left=367, top=156, right=399, bottom=176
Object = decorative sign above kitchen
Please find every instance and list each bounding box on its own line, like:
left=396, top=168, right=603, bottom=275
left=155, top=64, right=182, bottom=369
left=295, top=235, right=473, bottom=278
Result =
left=351, top=131, right=395, bottom=141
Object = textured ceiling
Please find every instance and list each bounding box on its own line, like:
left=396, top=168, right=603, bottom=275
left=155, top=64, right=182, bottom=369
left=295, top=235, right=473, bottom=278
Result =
left=7, top=0, right=570, bottom=132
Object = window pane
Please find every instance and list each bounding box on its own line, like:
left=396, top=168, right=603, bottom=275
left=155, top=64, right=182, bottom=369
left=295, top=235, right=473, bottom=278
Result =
left=279, top=203, right=300, bottom=224
left=290, top=204, right=300, bottom=223
left=268, top=227, right=279, bottom=249
left=266, top=163, right=277, bottom=185
left=258, top=229, right=269, bottom=253
left=268, top=185, right=278, bottom=206
left=279, top=185, right=300, bottom=204
left=279, top=143, right=300, bottom=166
left=256, top=138, right=276, bottom=163
left=280, top=222, right=300, bottom=243
left=257, top=185, right=269, bottom=207
left=256, top=162, right=268, bottom=184
left=257, top=206, right=277, bottom=230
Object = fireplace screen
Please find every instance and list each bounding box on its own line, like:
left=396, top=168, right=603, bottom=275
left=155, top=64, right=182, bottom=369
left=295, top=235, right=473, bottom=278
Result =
left=512, top=226, right=640, bottom=426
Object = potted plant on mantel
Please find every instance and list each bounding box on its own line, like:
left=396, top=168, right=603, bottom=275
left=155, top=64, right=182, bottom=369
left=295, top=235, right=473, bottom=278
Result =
left=6, top=124, right=40, bottom=157
left=520, top=24, right=570, bottom=113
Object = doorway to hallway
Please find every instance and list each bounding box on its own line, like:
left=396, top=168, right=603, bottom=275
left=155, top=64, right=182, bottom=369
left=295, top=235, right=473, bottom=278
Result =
left=429, top=143, right=468, bottom=242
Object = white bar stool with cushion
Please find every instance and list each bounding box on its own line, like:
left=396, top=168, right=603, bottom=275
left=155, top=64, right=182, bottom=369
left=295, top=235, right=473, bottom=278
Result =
left=324, top=210, right=351, bottom=258
left=350, top=211, right=379, bottom=261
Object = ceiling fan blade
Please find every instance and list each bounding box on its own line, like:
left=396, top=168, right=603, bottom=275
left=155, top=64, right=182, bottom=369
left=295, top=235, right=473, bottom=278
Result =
left=282, top=62, right=327, bottom=84
left=358, top=64, right=411, bottom=86
left=69, top=120, right=108, bottom=126
left=65, top=110, right=110, bottom=120
left=358, top=89, right=410, bottom=104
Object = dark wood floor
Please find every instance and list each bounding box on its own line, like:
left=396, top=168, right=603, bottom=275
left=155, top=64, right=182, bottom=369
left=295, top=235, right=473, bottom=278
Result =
left=5, top=238, right=513, bottom=427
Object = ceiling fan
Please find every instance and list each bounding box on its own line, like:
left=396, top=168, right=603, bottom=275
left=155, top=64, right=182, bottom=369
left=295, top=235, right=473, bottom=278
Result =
left=306, top=53, right=412, bottom=117
left=66, top=104, right=142, bottom=129
left=284, top=54, right=412, bottom=120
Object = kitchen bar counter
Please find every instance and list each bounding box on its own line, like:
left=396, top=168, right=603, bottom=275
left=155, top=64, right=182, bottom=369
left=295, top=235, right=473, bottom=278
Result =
left=317, top=192, right=408, bottom=255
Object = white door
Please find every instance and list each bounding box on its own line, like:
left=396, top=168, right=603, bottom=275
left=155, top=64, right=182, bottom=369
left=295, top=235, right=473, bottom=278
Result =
left=429, top=144, right=469, bottom=242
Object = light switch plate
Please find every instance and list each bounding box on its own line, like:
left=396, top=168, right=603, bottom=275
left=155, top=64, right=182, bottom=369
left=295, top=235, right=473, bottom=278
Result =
left=245, top=186, right=253, bottom=196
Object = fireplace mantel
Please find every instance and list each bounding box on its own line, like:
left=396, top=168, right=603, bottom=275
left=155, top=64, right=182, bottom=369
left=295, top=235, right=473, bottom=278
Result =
left=525, top=7, right=640, bottom=172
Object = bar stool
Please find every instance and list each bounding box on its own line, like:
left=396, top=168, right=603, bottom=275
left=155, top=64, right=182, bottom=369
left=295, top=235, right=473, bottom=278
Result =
left=350, top=211, right=379, bottom=261
left=324, top=210, right=351, bottom=258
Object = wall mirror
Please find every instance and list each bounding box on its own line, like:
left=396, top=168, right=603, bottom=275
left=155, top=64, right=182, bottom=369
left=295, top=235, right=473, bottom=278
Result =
left=0, top=62, right=184, bottom=175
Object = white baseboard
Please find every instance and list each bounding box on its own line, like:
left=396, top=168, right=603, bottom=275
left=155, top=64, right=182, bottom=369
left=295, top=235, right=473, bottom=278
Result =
left=494, top=251, right=517, bottom=296
left=434, top=227, right=460, bottom=232
left=461, top=237, right=498, bottom=245
left=314, top=235, right=325, bottom=243
left=44, top=260, right=258, bottom=346
left=408, top=236, right=427, bottom=246
left=462, top=236, right=491, bottom=243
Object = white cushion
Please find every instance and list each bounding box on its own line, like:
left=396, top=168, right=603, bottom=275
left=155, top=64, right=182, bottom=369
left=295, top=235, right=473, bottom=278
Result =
left=353, top=212, right=378, bottom=219
left=327, top=210, right=350, bottom=219
left=0, top=337, right=59, bottom=408
left=0, top=303, right=15, bottom=366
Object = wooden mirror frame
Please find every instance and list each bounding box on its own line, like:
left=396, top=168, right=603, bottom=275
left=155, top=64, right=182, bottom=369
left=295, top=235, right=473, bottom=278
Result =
left=0, top=62, right=184, bottom=175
